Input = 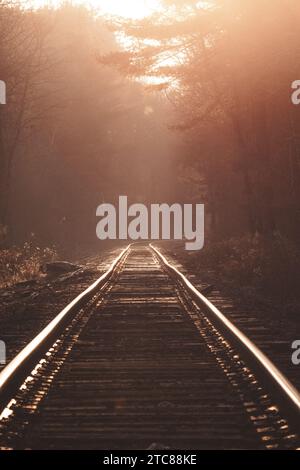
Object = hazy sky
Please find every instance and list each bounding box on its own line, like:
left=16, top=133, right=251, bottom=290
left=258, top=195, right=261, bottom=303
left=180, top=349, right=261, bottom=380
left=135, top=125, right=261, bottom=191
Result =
left=31, top=0, right=161, bottom=18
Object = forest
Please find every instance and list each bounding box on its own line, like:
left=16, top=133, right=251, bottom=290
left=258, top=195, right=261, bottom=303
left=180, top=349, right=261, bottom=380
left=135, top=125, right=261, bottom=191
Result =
left=0, top=1, right=181, bottom=249
left=0, top=0, right=300, bottom=306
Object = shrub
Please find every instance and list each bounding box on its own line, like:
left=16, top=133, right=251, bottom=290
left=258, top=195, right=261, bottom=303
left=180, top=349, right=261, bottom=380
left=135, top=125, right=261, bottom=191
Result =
left=0, top=241, right=57, bottom=288
left=196, top=232, right=300, bottom=302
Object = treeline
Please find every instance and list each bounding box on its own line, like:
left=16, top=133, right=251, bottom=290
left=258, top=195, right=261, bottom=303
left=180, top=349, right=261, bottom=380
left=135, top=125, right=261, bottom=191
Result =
left=0, top=1, right=180, bottom=250
left=104, top=0, right=300, bottom=240
left=2, top=0, right=300, bottom=250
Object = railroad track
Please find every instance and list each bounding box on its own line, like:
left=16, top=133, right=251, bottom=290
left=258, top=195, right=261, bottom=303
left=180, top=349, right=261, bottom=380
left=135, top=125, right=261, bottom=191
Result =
left=0, top=244, right=299, bottom=450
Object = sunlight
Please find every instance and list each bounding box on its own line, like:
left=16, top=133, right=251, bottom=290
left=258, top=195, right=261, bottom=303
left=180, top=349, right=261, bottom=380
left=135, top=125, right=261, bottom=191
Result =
left=98, top=0, right=161, bottom=19
left=30, top=0, right=161, bottom=19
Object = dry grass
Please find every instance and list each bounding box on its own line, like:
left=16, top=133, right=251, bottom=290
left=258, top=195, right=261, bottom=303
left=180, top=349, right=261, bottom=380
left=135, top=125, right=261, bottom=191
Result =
left=0, top=242, right=57, bottom=288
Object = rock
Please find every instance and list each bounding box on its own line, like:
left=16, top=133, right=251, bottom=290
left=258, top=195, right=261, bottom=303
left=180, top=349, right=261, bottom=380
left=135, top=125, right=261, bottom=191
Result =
left=40, top=261, right=81, bottom=276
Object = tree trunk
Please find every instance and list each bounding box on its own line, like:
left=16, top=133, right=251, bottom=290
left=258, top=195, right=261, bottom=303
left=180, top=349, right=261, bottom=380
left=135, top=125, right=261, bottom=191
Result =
left=252, top=95, right=276, bottom=235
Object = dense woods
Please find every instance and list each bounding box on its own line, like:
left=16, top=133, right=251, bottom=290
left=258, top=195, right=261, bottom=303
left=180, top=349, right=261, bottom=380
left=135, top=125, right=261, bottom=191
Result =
left=0, top=1, right=180, bottom=251
left=104, top=0, right=300, bottom=240
left=0, top=0, right=300, bottom=300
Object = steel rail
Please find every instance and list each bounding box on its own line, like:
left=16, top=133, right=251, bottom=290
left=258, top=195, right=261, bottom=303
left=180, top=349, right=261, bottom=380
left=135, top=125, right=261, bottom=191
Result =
left=151, top=244, right=300, bottom=431
left=0, top=245, right=130, bottom=412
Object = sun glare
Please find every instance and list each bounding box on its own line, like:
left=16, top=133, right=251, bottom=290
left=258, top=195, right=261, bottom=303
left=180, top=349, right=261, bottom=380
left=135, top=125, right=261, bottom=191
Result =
left=98, top=0, right=161, bottom=19
left=31, top=1, right=161, bottom=19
